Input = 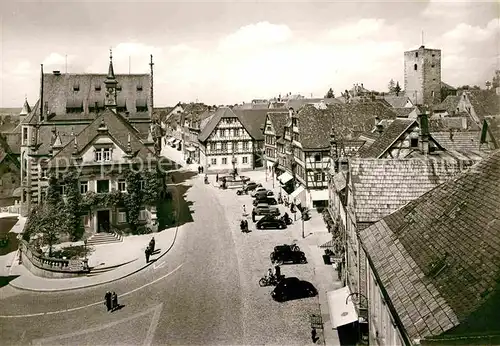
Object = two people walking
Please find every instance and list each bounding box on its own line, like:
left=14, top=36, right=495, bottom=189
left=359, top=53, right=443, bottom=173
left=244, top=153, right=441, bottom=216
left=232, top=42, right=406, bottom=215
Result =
left=104, top=291, right=120, bottom=312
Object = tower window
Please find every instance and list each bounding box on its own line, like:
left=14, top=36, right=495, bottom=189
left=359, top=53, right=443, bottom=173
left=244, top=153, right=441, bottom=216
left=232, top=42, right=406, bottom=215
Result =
left=431, top=64, right=435, bottom=68
left=94, top=85, right=101, bottom=91
left=432, top=54, right=435, bottom=57
left=116, top=85, right=122, bottom=91
left=73, top=84, right=80, bottom=91
left=416, top=52, right=418, bottom=58
left=137, top=85, right=143, bottom=91
left=414, top=64, right=418, bottom=71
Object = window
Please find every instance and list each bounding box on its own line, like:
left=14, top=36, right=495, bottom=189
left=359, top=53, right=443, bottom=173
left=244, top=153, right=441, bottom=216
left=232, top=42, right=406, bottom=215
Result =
left=118, top=180, right=127, bottom=192
left=103, top=149, right=111, bottom=161
left=94, top=85, right=101, bottom=91
left=80, top=181, right=88, bottom=194
left=292, top=118, right=298, bottom=126
left=414, top=64, right=417, bottom=71
left=83, top=214, right=91, bottom=227
left=116, top=85, right=122, bottom=91
left=140, top=180, right=146, bottom=190
left=60, top=184, right=66, bottom=195
left=242, top=156, right=248, bottom=164
left=410, top=138, right=419, bottom=148
left=415, top=52, right=418, bottom=58
left=315, top=172, right=324, bottom=181
left=222, top=157, right=227, bottom=165
left=314, top=153, right=321, bottom=162
left=243, top=142, right=249, bottom=151
left=97, top=180, right=110, bottom=193
left=117, top=211, right=127, bottom=223
left=431, top=64, right=435, bottom=68
left=221, top=143, right=228, bottom=152
left=22, top=128, right=28, bottom=143
left=432, top=54, right=435, bottom=57
left=137, top=85, right=143, bottom=91
left=211, top=158, right=217, bottom=165
left=139, top=210, right=147, bottom=221
left=293, top=133, right=299, bottom=142
left=73, top=84, right=80, bottom=91
left=95, top=150, right=103, bottom=162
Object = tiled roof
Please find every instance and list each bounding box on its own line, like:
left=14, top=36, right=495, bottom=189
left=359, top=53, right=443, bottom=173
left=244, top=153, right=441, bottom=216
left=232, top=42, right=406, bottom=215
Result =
left=485, top=116, right=500, bottom=147
left=350, top=157, right=468, bottom=223
left=441, top=81, right=456, bottom=90
left=235, top=109, right=270, bottom=141
left=267, top=112, right=288, bottom=138
left=2, top=133, right=21, bottom=155
left=382, top=95, right=410, bottom=108
left=198, top=108, right=238, bottom=142
left=431, top=131, right=491, bottom=157
left=285, top=98, right=342, bottom=111
left=429, top=116, right=480, bottom=132
left=393, top=107, right=415, bottom=118
left=28, top=73, right=151, bottom=124
left=360, top=150, right=500, bottom=341
left=48, top=109, right=154, bottom=164
left=433, top=95, right=461, bottom=114
left=467, top=90, right=500, bottom=119
left=358, top=119, right=416, bottom=158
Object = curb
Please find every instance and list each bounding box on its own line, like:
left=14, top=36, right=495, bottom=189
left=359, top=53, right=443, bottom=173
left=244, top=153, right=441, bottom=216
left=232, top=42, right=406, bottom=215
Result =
left=8, top=181, right=185, bottom=293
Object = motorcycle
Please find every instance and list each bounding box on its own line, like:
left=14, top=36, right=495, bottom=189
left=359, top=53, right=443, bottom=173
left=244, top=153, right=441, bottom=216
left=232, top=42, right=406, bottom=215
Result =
left=259, top=274, right=280, bottom=287
left=280, top=215, right=292, bottom=225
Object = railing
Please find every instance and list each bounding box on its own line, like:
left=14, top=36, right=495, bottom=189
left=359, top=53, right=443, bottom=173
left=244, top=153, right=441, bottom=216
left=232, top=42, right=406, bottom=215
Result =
left=18, top=239, right=90, bottom=277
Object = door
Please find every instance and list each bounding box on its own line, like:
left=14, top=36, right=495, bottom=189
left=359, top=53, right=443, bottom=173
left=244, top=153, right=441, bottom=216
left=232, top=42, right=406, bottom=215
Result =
left=97, top=210, right=110, bottom=233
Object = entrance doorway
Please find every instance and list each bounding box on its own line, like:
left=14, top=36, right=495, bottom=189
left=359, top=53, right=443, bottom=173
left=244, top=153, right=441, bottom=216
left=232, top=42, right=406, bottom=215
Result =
left=97, top=210, right=110, bottom=233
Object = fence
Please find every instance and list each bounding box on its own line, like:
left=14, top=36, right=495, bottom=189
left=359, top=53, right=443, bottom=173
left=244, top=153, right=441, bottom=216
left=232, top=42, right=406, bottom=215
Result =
left=18, top=239, right=90, bottom=278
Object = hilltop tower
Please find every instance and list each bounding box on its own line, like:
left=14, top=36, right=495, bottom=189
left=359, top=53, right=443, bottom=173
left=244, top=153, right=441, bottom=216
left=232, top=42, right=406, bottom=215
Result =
left=404, top=45, right=441, bottom=106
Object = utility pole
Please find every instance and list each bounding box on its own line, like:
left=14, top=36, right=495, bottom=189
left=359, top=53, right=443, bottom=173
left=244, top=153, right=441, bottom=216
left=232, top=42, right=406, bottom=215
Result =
left=301, top=214, right=305, bottom=238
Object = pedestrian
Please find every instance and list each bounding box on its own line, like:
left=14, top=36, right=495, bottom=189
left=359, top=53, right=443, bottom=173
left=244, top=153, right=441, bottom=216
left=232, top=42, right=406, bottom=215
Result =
left=201, top=166, right=204, bottom=173
left=149, top=237, right=155, bottom=253
left=252, top=210, right=256, bottom=223
left=145, top=247, right=151, bottom=263
left=198, top=166, right=201, bottom=174
left=242, top=205, right=247, bottom=216
left=216, top=173, right=219, bottom=182
left=111, top=291, right=118, bottom=311
left=311, top=328, right=318, bottom=343
left=274, top=265, right=281, bottom=280
left=104, top=291, right=112, bottom=312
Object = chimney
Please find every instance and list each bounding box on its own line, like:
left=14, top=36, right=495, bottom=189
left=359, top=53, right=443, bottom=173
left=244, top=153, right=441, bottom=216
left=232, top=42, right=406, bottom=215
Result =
left=39, top=64, right=44, bottom=123
left=376, top=123, right=384, bottom=134
left=461, top=116, right=468, bottom=130
left=361, top=83, right=364, bottom=89
left=418, top=112, right=430, bottom=155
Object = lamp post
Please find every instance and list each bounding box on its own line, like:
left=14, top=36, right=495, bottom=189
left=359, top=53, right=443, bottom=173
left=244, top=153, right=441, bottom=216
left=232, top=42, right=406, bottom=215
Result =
left=301, top=213, right=305, bottom=238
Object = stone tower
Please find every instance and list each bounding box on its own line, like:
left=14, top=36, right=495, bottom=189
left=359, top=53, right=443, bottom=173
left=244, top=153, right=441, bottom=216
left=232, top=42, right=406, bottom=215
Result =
left=404, top=45, right=441, bottom=106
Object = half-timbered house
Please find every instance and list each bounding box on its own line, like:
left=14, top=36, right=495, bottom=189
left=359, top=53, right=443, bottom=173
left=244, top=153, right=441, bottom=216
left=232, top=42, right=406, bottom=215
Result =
left=263, top=112, right=288, bottom=173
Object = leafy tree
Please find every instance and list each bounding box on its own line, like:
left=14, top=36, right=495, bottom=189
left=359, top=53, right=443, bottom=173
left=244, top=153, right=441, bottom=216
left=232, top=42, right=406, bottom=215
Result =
left=124, top=171, right=143, bottom=230
left=394, top=81, right=401, bottom=96
left=45, top=175, right=62, bottom=207
left=388, top=79, right=396, bottom=93
left=62, top=171, right=84, bottom=241
left=325, top=88, right=334, bottom=98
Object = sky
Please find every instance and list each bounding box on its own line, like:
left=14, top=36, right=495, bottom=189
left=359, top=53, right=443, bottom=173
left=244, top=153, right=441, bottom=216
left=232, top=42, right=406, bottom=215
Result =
left=0, top=0, right=499, bottom=107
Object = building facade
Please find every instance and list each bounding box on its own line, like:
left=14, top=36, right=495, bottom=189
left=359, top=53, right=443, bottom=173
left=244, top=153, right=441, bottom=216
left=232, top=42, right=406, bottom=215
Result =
left=404, top=46, right=442, bottom=106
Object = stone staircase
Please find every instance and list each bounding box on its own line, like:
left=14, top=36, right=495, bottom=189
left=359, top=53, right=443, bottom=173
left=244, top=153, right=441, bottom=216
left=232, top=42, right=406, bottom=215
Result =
left=86, top=232, right=123, bottom=246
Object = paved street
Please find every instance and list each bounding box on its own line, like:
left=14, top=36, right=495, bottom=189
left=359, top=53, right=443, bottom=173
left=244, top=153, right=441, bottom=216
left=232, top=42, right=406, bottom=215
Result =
left=0, top=169, right=323, bottom=345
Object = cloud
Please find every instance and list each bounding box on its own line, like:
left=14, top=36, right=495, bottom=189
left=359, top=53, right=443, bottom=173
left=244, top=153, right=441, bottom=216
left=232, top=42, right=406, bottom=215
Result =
left=443, top=19, right=500, bottom=42
left=422, top=0, right=475, bottom=19
left=11, top=60, right=33, bottom=76
left=328, top=18, right=386, bottom=41
left=218, top=21, right=292, bottom=51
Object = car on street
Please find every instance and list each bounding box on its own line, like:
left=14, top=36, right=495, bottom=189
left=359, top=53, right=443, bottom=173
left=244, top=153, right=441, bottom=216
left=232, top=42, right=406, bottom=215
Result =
left=271, top=277, right=318, bottom=302
left=253, top=203, right=280, bottom=217
left=270, top=247, right=307, bottom=265
left=274, top=244, right=301, bottom=253
left=244, top=181, right=261, bottom=191
left=256, top=216, right=286, bottom=229
left=254, top=190, right=274, bottom=199
left=251, top=187, right=267, bottom=197
left=252, top=197, right=278, bottom=206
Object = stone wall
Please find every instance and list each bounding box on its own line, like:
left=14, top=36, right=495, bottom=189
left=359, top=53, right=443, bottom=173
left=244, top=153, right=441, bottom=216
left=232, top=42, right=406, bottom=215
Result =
left=19, top=239, right=90, bottom=278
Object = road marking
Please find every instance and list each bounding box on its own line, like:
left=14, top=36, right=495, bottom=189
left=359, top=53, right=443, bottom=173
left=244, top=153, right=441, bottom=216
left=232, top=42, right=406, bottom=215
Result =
left=0, top=264, right=183, bottom=318
left=31, top=303, right=164, bottom=346
left=153, top=261, right=166, bottom=270
left=143, top=303, right=163, bottom=346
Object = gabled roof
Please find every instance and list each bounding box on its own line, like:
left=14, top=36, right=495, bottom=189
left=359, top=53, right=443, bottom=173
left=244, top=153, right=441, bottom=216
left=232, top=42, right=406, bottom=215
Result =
left=467, top=90, right=500, bottom=119
left=234, top=109, right=270, bottom=141
left=429, top=116, right=480, bottom=132
left=350, top=157, right=468, bottom=223
left=267, top=112, right=288, bottom=138
left=393, top=107, right=415, bottom=118
left=20, top=98, right=31, bottom=115
left=485, top=116, right=500, bottom=147
left=198, top=108, right=238, bottom=142
left=358, top=119, right=417, bottom=158
left=382, top=95, right=411, bottom=108
left=285, top=98, right=342, bottom=111
left=2, top=132, right=21, bottom=155
left=433, top=94, right=461, bottom=113
left=431, top=131, right=491, bottom=157
left=360, top=150, right=500, bottom=342
left=48, top=109, right=154, bottom=164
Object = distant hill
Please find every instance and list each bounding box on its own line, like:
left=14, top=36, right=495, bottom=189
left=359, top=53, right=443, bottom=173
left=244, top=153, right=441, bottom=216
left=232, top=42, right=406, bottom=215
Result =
left=0, top=108, right=21, bottom=117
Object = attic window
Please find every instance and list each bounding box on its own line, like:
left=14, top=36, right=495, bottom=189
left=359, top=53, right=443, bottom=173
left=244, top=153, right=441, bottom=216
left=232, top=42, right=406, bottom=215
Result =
left=73, top=84, right=80, bottom=91
left=414, top=64, right=418, bottom=71
left=314, top=153, right=321, bottom=162
left=94, top=85, right=101, bottom=91
left=137, top=85, right=143, bottom=91
left=410, top=138, right=418, bottom=148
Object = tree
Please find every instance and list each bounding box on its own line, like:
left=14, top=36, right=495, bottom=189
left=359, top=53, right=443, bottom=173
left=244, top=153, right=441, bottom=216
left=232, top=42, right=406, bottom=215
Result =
left=388, top=79, right=396, bottom=93
left=45, top=175, right=62, bottom=206
left=125, top=171, right=143, bottom=231
left=394, top=81, right=401, bottom=96
left=62, top=171, right=84, bottom=241
left=325, top=88, right=334, bottom=98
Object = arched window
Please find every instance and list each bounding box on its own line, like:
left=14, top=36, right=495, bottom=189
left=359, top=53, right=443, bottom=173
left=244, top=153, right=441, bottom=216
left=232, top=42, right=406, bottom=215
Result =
left=414, top=64, right=418, bottom=71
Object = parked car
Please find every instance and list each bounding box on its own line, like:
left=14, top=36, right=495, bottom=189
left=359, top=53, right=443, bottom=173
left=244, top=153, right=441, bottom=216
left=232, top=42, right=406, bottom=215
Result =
left=256, top=217, right=286, bottom=229
left=253, top=197, right=278, bottom=206
left=253, top=204, right=280, bottom=217
left=251, top=187, right=267, bottom=197
left=271, top=277, right=317, bottom=302
left=254, top=190, right=274, bottom=199
left=244, top=182, right=261, bottom=191
left=274, top=244, right=301, bottom=253
left=270, top=247, right=307, bottom=265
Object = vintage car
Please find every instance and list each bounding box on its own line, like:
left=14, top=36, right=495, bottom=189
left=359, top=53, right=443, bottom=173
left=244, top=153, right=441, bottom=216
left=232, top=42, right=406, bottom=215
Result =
left=252, top=197, right=278, bottom=206
left=270, top=247, right=307, bottom=265
left=252, top=204, right=280, bottom=217
left=271, top=277, right=317, bottom=302
left=256, top=217, right=286, bottom=230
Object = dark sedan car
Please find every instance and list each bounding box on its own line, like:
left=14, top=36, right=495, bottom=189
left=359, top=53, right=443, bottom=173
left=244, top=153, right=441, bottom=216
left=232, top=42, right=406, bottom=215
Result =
left=245, top=182, right=261, bottom=191
left=256, top=217, right=286, bottom=230
left=271, top=277, right=317, bottom=302
left=270, top=248, right=307, bottom=265
left=253, top=197, right=278, bottom=206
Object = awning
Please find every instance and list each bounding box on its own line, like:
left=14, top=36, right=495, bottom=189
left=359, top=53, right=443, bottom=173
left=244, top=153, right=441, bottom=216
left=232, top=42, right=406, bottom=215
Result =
left=327, top=286, right=358, bottom=328
left=290, top=185, right=305, bottom=199
left=185, top=146, right=196, bottom=152
left=277, top=171, right=293, bottom=184
left=310, top=189, right=329, bottom=201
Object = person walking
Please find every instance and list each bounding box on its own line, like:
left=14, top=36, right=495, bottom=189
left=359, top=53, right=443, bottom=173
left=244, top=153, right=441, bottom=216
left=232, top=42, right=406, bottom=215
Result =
left=111, top=291, right=118, bottom=311
left=145, top=247, right=151, bottom=263
left=216, top=173, right=219, bottom=182
left=104, top=291, right=112, bottom=312
left=149, top=237, right=155, bottom=253
left=242, top=204, right=247, bottom=216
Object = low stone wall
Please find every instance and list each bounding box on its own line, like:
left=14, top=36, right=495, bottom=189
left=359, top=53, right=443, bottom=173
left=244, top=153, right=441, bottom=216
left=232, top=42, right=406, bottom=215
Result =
left=18, top=239, right=91, bottom=278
